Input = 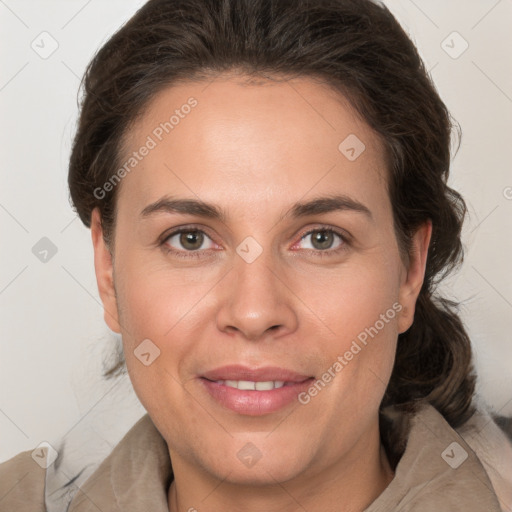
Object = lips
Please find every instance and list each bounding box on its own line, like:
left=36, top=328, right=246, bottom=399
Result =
left=217, top=380, right=285, bottom=391
left=201, top=365, right=312, bottom=383
left=199, top=365, right=315, bottom=415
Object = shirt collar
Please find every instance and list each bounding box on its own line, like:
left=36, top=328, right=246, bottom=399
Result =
left=45, top=403, right=503, bottom=511
left=67, top=413, right=173, bottom=511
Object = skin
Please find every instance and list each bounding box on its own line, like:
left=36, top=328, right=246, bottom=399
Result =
left=91, top=73, right=431, bottom=512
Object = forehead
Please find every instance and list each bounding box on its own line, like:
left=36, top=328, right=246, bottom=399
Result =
left=117, top=75, right=389, bottom=219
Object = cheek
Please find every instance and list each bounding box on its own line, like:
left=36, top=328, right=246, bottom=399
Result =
left=115, top=250, right=214, bottom=338
left=113, top=255, right=223, bottom=403
left=114, top=265, right=207, bottom=426
left=291, top=254, right=401, bottom=408
left=292, top=253, right=401, bottom=342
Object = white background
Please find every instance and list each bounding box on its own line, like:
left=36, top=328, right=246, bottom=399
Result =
left=1, top=0, right=511, bottom=462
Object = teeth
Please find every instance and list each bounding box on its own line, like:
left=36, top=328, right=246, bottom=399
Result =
left=217, top=380, right=286, bottom=390
left=255, top=381, right=274, bottom=391
left=238, top=380, right=255, bottom=390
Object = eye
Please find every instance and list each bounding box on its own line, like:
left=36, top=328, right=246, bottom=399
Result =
left=160, top=225, right=349, bottom=259
left=293, top=227, right=347, bottom=253
left=163, top=228, right=217, bottom=254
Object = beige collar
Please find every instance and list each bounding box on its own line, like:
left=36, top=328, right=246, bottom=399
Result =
left=58, top=403, right=503, bottom=511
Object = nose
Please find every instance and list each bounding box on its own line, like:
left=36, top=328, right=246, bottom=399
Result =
left=215, top=249, right=299, bottom=342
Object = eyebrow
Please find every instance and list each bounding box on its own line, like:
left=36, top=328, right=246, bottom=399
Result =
left=140, top=194, right=373, bottom=222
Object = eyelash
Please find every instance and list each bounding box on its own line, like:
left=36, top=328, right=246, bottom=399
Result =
left=159, top=225, right=350, bottom=260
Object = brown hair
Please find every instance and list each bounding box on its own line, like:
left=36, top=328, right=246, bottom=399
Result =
left=68, top=0, right=475, bottom=427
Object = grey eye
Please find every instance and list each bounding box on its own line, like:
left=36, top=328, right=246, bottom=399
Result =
left=300, top=230, right=343, bottom=251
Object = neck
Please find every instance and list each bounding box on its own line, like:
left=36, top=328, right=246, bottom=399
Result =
left=167, top=424, right=394, bottom=512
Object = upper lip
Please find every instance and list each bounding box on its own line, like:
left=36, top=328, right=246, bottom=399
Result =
left=201, top=365, right=313, bottom=383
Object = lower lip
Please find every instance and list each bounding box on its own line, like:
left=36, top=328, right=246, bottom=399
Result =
left=200, top=378, right=314, bottom=415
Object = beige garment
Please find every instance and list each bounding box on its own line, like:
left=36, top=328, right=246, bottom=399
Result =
left=0, top=403, right=509, bottom=511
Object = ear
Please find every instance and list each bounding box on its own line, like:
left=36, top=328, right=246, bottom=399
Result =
left=91, top=208, right=121, bottom=333
left=397, top=220, right=432, bottom=334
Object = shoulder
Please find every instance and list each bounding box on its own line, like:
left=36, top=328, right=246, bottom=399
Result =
left=369, top=402, right=506, bottom=511
left=456, top=404, right=512, bottom=511
left=0, top=449, right=47, bottom=512
left=0, top=414, right=165, bottom=512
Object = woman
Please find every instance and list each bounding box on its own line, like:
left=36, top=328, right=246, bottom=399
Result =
left=1, top=0, right=511, bottom=510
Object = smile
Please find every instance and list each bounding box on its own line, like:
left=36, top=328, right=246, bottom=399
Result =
left=199, top=366, right=315, bottom=415
left=214, top=380, right=286, bottom=390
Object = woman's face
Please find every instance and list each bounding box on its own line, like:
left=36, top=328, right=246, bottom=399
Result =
left=92, top=74, right=430, bottom=486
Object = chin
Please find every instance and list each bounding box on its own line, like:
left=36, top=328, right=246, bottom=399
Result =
left=216, top=463, right=306, bottom=487
left=198, top=443, right=313, bottom=487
